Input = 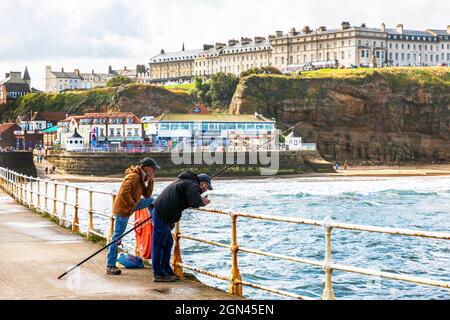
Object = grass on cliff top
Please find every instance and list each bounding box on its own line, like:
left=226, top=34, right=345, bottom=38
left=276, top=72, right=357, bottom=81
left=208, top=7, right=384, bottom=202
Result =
left=250, top=67, right=450, bottom=87
left=162, top=83, right=195, bottom=94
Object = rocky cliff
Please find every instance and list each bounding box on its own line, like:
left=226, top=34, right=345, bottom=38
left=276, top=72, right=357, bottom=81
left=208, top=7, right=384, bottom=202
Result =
left=230, top=68, right=450, bottom=163
left=0, top=84, right=193, bottom=122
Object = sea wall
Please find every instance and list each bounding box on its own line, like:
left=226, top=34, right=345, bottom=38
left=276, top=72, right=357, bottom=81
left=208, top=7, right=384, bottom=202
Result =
left=45, top=150, right=333, bottom=177
left=0, top=152, right=37, bottom=177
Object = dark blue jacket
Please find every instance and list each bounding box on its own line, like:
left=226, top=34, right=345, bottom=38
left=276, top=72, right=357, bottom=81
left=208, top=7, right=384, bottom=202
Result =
left=153, top=171, right=205, bottom=225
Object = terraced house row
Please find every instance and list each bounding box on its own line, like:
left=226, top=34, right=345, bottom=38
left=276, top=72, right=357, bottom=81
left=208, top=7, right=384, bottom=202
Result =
left=148, top=22, right=450, bottom=83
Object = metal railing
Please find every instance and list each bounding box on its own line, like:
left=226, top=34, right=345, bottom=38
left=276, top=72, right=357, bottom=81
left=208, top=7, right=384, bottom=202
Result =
left=0, top=167, right=449, bottom=300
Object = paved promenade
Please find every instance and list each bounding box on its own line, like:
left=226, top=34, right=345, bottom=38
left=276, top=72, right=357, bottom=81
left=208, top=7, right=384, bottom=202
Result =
left=0, top=189, right=237, bottom=300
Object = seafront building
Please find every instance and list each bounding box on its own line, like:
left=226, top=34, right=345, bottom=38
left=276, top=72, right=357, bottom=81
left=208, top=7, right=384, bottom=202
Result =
left=14, top=111, right=66, bottom=150
left=149, top=22, right=450, bottom=83
left=0, top=67, right=32, bottom=104
left=45, top=66, right=139, bottom=93
left=57, top=112, right=143, bottom=149
left=144, top=111, right=278, bottom=151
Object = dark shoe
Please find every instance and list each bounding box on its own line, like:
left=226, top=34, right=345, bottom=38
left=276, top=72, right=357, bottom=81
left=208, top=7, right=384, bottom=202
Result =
left=167, top=272, right=181, bottom=281
left=153, top=274, right=178, bottom=282
left=106, top=266, right=122, bottom=275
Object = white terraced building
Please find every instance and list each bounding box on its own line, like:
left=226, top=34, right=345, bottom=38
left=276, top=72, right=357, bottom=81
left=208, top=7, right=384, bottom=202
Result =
left=45, top=66, right=138, bottom=93
left=386, top=25, right=450, bottom=66
left=149, top=23, right=450, bottom=83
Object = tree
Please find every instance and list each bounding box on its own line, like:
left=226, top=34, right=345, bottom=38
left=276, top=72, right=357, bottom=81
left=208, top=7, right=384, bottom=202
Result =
left=209, top=73, right=239, bottom=107
left=136, top=64, right=147, bottom=74
left=193, top=77, right=212, bottom=106
left=106, top=76, right=133, bottom=87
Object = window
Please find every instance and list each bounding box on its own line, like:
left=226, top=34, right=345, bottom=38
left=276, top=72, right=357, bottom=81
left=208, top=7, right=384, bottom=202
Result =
left=117, top=128, right=122, bottom=136
left=160, top=124, right=170, bottom=130
left=127, top=129, right=132, bottom=136
left=134, top=129, right=139, bottom=136
left=109, top=128, right=114, bottom=136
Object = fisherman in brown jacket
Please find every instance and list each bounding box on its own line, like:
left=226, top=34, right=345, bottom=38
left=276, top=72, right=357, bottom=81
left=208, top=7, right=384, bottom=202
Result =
left=106, top=157, right=160, bottom=275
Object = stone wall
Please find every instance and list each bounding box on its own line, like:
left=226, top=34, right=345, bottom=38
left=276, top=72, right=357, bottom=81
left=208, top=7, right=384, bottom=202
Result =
left=0, top=152, right=37, bottom=177
left=45, top=150, right=333, bottom=177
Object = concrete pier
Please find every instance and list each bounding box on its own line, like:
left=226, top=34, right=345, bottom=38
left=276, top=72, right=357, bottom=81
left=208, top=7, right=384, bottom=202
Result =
left=0, top=189, right=237, bottom=300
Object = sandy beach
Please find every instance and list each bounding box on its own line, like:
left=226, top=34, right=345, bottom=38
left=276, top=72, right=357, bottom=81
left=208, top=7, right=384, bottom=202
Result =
left=36, top=163, right=450, bottom=183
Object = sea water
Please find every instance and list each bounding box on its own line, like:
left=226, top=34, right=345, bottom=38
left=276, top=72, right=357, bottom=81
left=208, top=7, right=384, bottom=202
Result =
left=66, top=176, right=450, bottom=300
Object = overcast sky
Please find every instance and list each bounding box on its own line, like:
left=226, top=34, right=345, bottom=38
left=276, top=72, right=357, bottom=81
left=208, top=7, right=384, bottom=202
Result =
left=0, top=0, right=448, bottom=90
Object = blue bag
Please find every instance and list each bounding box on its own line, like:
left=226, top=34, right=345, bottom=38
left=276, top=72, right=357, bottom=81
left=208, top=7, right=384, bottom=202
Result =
left=117, top=253, right=145, bottom=269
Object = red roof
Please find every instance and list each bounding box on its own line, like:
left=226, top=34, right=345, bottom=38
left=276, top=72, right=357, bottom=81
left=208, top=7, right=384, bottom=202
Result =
left=0, top=123, right=20, bottom=134
left=80, top=112, right=142, bottom=124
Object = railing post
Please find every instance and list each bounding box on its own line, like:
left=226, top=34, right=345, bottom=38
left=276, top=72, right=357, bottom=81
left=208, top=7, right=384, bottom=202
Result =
left=107, top=193, right=116, bottom=242
left=228, top=214, right=243, bottom=297
left=72, top=187, right=79, bottom=233
left=44, top=181, right=49, bottom=212
left=36, top=178, right=41, bottom=211
left=29, top=177, right=34, bottom=209
left=19, top=175, right=24, bottom=204
left=172, top=222, right=184, bottom=278
left=87, top=190, right=94, bottom=238
left=322, top=226, right=335, bottom=300
left=53, top=183, right=58, bottom=217
left=61, top=183, right=68, bottom=227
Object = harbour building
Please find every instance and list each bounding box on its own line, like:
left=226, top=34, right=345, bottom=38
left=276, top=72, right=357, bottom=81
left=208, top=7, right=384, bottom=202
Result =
left=144, top=112, right=278, bottom=151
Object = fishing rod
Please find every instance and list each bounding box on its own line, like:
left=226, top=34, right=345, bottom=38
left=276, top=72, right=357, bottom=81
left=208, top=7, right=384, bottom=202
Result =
left=58, top=121, right=303, bottom=280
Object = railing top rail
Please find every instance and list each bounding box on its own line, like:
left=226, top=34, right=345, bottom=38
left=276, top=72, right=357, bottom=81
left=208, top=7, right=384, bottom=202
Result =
left=194, top=208, right=450, bottom=241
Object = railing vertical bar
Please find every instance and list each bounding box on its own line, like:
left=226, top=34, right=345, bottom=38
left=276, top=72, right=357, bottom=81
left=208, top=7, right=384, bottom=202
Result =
left=322, top=226, right=335, bottom=300
left=88, top=191, right=94, bottom=238
left=53, top=183, right=58, bottom=217
left=107, top=194, right=116, bottom=242
left=172, top=222, right=184, bottom=278
left=72, top=187, right=79, bottom=233
left=61, top=183, right=68, bottom=227
left=228, top=214, right=243, bottom=297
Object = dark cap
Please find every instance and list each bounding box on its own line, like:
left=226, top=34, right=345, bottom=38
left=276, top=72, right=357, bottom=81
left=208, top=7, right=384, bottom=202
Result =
left=139, top=157, right=161, bottom=170
left=197, top=173, right=213, bottom=190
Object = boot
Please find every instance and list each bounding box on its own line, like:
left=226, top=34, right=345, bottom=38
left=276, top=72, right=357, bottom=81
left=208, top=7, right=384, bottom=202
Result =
left=106, top=266, right=122, bottom=275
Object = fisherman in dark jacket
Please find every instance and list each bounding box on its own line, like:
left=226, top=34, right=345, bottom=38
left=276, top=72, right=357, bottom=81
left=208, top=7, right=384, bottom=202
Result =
left=151, top=171, right=213, bottom=282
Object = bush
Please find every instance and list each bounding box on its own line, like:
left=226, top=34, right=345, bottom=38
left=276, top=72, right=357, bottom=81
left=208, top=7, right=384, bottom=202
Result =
left=106, top=75, right=133, bottom=87
left=240, top=66, right=282, bottom=78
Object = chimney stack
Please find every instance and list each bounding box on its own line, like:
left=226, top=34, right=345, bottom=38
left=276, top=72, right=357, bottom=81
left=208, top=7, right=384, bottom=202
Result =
left=203, top=44, right=214, bottom=50
left=381, top=23, right=386, bottom=32
left=318, top=26, right=327, bottom=32
left=289, top=27, right=297, bottom=36
left=275, top=30, right=283, bottom=37
left=228, top=39, right=238, bottom=46
left=254, top=36, right=265, bottom=43
left=396, top=24, right=404, bottom=34
left=5, top=73, right=10, bottom=78
left=215, top=42, right=226, bottom=49
left=341, top=21, right=351, bottom=30
left=447, top=25, right=450, bottom=34
left=61, top=67, right=64, bottom=72
left=240, top=37, right=251, bottom=45
left=160, top=49, right=165, bottom=54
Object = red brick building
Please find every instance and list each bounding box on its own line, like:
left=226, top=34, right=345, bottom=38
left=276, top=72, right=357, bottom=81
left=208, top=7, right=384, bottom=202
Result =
left=0, top=123, right=21, bottom=149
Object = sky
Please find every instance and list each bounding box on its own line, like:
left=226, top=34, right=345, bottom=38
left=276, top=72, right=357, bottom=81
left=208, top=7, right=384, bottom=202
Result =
left=0, top=0, right=448, bottom=90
